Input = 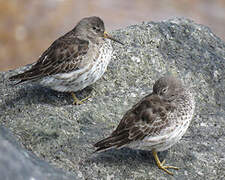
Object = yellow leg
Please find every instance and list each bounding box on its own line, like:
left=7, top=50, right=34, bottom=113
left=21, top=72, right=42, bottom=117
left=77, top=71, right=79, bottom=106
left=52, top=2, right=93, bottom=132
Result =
left=71, top=92, right=90, bottom=105
left=152, top=150, right=179, bottom=175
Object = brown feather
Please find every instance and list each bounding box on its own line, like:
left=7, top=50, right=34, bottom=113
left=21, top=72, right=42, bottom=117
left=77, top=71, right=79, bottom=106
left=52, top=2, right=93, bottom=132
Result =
left=9, top=35, right=89, bottom=83
left=94, top=93, right=176, bottom=152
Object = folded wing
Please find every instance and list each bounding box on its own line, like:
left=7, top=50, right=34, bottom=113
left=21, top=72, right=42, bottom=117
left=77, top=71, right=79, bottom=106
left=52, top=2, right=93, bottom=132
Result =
left=9, top=36, right=89, bottom=84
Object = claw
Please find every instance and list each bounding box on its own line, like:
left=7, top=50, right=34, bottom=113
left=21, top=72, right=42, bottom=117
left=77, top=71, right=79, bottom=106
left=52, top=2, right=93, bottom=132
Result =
left=71, top=92, right=90, bottom=105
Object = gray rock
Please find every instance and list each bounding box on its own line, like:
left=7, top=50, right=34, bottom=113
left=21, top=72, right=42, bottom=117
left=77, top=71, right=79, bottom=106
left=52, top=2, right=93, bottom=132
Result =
left=0, top=18, right=225, bottom=180
left=0, top=126, right=78, bottom=180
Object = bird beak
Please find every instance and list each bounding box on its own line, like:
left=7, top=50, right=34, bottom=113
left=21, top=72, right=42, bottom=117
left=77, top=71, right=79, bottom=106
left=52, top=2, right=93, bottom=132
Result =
left=104, top=31, right=124, bottom=45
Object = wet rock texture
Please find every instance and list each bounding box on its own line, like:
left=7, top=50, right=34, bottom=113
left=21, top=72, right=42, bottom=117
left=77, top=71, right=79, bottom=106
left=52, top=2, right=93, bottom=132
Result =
left=0, top=18, right=225, bottom=180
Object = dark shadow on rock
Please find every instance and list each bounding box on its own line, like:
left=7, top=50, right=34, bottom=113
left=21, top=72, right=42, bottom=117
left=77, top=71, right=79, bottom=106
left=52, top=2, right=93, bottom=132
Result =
left=0, top=83, right=93, bottom=111
left=87, top=147, right=168, bottom=169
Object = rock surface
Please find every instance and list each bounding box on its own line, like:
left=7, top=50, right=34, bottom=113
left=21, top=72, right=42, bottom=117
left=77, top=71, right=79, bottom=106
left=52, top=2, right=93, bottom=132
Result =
left=0, top=126, right=78, bottom=180
left=0, top=18, right=225, bottom=180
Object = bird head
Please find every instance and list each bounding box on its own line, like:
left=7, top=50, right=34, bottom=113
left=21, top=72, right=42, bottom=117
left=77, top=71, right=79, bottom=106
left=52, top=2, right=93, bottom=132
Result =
left=74, top=16, right=124, bottom=45
left=153, top=76, right=185, bottom=101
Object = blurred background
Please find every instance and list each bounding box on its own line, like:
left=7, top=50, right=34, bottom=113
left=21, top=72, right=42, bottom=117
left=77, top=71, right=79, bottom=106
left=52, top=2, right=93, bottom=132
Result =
left=0, top=0, right=225, bottom=71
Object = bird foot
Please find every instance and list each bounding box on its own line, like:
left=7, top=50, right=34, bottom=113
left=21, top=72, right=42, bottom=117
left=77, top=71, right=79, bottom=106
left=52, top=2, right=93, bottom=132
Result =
left=152, top=150, right=179, bottom=175
left=71, top=92, right=90, bottom=105
left=158, top=159, right=179, bottom=175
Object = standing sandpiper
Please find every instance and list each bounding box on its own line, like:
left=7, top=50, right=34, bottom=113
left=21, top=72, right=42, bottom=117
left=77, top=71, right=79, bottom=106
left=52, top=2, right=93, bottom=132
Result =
left=94, top=76, right=195, bottom=175
left=9, top=16, right=123, bottom=104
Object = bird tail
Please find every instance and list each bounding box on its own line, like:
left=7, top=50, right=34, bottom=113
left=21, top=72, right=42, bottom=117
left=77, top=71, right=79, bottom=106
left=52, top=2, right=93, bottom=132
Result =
left=9, top=73, right=28, bottom=84
left=94, top=130, right=130, bottom=152
left=9, top=67, right=43, bottom=84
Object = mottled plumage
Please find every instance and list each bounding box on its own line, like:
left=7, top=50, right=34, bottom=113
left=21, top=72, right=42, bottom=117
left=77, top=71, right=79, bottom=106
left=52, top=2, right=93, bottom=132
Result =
left=9, top=16, right=123, bottom=104
left=94, top=76, right=195, bottom=175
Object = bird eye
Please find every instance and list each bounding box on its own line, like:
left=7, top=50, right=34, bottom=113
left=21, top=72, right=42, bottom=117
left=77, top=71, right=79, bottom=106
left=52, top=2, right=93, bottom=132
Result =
left=92, top=26, right=100, bottom=32
left=161, top=87, right=168, bottom=95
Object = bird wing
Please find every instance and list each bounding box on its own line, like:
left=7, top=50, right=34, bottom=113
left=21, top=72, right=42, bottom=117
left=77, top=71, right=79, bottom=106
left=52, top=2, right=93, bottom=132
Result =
left=9, top=36, right=89, bottom=83
left=94, top=94, right=176, bottom=152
